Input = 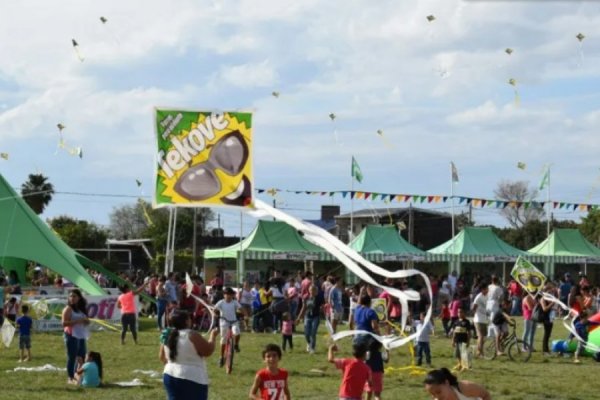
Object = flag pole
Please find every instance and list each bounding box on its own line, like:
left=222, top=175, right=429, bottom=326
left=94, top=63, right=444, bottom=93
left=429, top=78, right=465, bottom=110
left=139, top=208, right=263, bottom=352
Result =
left=450, top=165, right=456, bottom=238
left=546, top=167, right=551, bottom=237
left=350, top=173, right=354, bottom=243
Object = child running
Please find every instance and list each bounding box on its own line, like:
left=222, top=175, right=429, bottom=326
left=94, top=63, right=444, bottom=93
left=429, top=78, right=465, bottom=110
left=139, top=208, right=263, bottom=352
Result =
left=76, top=351, right=103, bottom=387
left=214, top=287, right=242, bottom=367
left=281, top=312, right=293, bottom=352
left=249, top=343, right=291, bottom=400
left=16, top=305, right=32, bottom=362
left=329, top=343, right=371, bottom=400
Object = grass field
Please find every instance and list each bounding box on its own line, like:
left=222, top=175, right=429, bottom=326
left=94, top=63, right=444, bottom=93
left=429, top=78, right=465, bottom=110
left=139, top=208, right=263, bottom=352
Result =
left=0, top=317, right=595, bottom=400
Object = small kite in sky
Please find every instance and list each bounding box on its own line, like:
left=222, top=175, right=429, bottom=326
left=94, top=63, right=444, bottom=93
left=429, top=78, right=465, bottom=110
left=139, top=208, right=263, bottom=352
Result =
left=426, top=15, right=436, bottom=22
left=136, top=179, right=142, bottom=187
left=100, top=16, right=108, bottom=24
left=0, top=153, right=8, bottom=160
left=576, top=33, right=586, bottom=66
left=517, top=162, right=526, bottom=170
left=68, top=147, right=83, bottom=159
left=505, top=48, right=513, bottom=55
left=271, top=91, right=280, bottom=98
left=57, top=123, right=65, bottom=132
left=329, top=113, right=340, bottom=145
left=376, top=129, right=394, bottom=149
left=71, top=39, right=84, bottom=62
left=508, top=78, right=520, bottom=106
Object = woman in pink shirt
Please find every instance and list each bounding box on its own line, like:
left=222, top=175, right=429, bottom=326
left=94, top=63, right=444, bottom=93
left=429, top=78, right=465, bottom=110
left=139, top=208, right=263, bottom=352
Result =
left=449, top=293, right=461, bottom=325
left=117, top=281, right=148, bottom=345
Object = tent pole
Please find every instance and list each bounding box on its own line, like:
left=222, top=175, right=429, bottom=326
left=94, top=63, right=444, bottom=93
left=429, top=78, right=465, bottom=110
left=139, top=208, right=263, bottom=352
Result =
left=164, top=207, right=173, bottom=276
left=171, top=208, right=178, bottom=273
left=238, top=211, right=244, bottom=286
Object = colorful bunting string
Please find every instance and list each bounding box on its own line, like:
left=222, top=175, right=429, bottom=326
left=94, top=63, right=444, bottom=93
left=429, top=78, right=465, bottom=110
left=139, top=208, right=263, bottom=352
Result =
left=255, top=188, right=600, bottom=213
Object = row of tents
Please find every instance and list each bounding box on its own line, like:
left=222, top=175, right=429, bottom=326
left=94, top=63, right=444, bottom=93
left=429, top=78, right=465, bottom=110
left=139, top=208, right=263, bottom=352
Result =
left=204, top=220, right=600, bottom=278
left=1, top=170, right=596, bottom=295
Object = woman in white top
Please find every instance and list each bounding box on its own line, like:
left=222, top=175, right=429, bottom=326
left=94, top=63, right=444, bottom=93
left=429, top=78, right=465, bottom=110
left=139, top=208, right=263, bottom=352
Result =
left=159, top=310, right=218, bottom=400
left=424, top=368, right=491, bottom=400
left=61, top=289, right=90, bottom=385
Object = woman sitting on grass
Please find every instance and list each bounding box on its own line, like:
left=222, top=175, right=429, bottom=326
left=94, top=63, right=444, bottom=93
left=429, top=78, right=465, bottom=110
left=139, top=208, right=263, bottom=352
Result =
left=424, top=368, right=491, bottom=400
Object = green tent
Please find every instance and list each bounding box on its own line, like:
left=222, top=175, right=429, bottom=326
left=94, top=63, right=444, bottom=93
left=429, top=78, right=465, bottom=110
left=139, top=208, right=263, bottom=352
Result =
left=0, top=174, right=104, bottom=295
left=349, top=225, right=426, bottom=262
left=528, top=229, right=600, bottom=261
left=204, top=220, right=333, bottom=261
left=427, top=226, right=528, bottom=262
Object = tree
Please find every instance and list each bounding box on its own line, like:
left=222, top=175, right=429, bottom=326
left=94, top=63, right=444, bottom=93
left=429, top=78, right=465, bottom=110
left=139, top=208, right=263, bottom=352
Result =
left=494, top=219, right=578, bottom=250
left=48, top=215, right=109, bottom=249
left=21, top=173, right=54, bottom=214
left=494, top=180, right=544, bottom=228
left=109, top=200, right=215, bottom=252
left=580, top=209, right=600, bottom=246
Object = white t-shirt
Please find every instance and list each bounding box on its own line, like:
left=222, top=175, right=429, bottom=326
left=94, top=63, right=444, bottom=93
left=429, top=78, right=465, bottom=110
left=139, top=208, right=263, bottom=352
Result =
left=163, top=329, right=209, bottom=385
left=486, top=284, right=503, bottom=314
left=472, top=293, right=489, bottom=324
left=215, top=299, right=241, bottom=323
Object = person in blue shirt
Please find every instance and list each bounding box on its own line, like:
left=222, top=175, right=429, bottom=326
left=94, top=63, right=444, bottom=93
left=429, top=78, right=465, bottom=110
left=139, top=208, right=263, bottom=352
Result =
left=16, top=305, right=33, bottom=362
left=353, top=294, right=380, bottom=347
left=76, top=351, right=103, bottom=387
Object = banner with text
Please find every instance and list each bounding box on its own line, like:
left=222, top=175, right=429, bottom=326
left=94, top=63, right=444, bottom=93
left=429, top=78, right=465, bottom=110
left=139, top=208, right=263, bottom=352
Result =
left=154, top=110, right=253, bottom=208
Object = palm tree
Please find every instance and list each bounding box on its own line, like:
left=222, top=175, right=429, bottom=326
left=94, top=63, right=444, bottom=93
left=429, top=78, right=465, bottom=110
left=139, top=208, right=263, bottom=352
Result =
left=21, top=173, right=55, bottom=214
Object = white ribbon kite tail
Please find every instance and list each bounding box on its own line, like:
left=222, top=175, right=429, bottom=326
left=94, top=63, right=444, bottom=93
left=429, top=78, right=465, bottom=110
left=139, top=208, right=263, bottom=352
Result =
left=249, top=199, right=433, bottom=350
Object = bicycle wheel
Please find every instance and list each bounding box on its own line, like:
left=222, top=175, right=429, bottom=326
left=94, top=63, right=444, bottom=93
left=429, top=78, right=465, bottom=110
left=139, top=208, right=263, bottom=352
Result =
left=483, top=340, right=497, bottom=360
left=508, top=339, right=532, bottom=362
left=225, top=333, right=235, bottom=374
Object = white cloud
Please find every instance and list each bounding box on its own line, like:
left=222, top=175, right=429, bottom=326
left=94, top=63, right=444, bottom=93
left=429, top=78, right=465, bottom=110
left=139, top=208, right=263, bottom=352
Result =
left=1, top=0, right=600, bottom=228
left=217, top=60, right=279, bottom=88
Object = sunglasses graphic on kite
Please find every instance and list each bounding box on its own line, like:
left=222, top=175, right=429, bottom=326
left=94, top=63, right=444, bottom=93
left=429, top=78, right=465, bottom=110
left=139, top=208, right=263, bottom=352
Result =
left=174, top=130, right=251, bottom=205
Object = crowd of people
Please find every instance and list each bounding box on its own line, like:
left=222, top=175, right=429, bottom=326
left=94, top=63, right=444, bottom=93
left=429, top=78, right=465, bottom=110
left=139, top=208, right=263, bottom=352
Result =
left=2, top=264, right=599, bottom=399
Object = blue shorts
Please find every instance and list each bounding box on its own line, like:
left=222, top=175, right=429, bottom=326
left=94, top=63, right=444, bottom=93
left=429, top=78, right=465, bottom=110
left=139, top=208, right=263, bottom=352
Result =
left=19, top=335, right=31, bottom=350
left=163, top=374, right=208, bottom=400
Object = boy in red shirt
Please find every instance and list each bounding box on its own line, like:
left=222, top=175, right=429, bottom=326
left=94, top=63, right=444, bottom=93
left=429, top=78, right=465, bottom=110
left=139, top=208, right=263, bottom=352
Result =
left=249, top=343, right=291, bottom=400
left=329, top=342, right=371, bottom=400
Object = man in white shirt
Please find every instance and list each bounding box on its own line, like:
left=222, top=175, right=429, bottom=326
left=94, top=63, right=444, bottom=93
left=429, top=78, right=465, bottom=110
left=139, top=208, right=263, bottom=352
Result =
left=486, top=275, right=504, bottom=338
left=472, top=284, right=489, bottom=358
left=447, top=271, right=458, bottom=296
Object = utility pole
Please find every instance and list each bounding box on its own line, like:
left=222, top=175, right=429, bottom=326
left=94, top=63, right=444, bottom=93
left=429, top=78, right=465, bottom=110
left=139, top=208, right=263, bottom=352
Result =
left=469, top=203, right=472, bottom=225
left=192, top=208, right=197, bottom=274
left=408, top=203, right=414, bottom=244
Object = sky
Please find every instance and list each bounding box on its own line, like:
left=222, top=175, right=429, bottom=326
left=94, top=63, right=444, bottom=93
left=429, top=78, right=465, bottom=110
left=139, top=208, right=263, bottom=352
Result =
left=1, top=0, right=600, bottom=237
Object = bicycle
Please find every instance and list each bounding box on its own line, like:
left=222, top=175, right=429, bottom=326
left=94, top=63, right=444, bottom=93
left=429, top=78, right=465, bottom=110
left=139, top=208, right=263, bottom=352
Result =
left=220, top=317, right=239, bottom=374
left=483, top=321, right=531, bottom=362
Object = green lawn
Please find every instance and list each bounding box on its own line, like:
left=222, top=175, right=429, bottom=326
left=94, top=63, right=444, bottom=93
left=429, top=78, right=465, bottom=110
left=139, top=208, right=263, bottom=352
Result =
left=0, top=318, right=595, bottom=399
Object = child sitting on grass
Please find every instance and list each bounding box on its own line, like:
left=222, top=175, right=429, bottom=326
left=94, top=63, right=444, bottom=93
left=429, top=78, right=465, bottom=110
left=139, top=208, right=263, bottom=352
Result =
left=249, top=343, right=290, bottom=400
left=76, top=351, right=103, bottom=387
left=329, top=342, right=371, bottom=400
